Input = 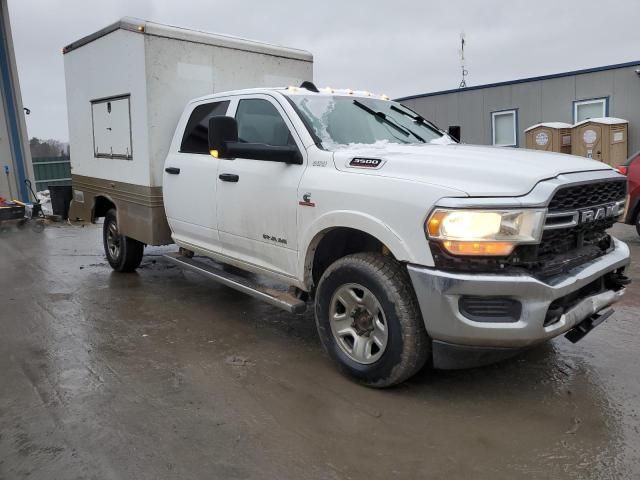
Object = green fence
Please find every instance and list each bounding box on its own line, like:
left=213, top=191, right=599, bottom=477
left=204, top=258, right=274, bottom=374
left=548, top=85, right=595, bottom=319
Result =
left=32, top=156, right=71, bottom=191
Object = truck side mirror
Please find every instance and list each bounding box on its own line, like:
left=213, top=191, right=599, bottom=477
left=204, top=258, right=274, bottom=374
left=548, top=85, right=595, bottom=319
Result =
left=448, top=125, right=461, bottom=143
left=208, top=115, right=302, bottom=164
left=208, top=116, right=238, bottom=158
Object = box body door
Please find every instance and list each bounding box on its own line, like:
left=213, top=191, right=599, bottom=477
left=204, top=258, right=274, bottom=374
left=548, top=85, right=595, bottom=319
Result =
left=91, top=95, right=133, bottom=160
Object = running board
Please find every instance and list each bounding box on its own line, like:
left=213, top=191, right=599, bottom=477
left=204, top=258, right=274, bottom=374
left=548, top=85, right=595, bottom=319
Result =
left=163, top=252, right=307, bottom=314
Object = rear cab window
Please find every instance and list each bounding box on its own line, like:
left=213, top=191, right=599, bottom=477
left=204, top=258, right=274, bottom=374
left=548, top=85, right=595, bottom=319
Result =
left=180, top=100, right=230, bottom=154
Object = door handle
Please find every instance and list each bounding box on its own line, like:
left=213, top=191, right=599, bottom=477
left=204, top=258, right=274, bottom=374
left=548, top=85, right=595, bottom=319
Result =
left=219, top=173, right=239, bottom=183
left=165, top=167, right=180, bottom=175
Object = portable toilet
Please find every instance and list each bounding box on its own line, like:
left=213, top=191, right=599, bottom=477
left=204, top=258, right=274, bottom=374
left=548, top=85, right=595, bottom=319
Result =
left=525, top=122, right=572, bottom=154
left=571, top=117, right=629, bottom=166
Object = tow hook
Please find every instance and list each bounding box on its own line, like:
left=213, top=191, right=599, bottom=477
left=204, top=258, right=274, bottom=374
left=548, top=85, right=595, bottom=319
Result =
left=605, top=271, right=631, bottom=291
left=565, top=309, right=614, bottom=344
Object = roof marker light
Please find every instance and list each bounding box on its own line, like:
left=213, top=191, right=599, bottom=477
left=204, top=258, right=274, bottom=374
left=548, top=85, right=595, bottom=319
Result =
left=137, top=25, right=145, bottom=32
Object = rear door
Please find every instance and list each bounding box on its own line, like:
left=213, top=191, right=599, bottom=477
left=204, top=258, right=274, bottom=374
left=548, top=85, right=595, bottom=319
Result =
left=216, top=94, right=307, bottom=277
left=163, top=99, right=230, bottom=252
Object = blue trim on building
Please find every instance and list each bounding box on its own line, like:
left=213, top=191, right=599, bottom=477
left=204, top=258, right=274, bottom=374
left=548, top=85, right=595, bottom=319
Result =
left=572, top=96, right=609, bottom=123
left=0, top=14, right=28, bottom=201
left=396, top=60, right=640, bottom=102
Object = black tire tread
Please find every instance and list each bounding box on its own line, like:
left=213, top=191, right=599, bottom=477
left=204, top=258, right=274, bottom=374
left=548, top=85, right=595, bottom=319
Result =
left=317, top=252, right=429, bottom=387
left=104, top=209, right=144, bottom=272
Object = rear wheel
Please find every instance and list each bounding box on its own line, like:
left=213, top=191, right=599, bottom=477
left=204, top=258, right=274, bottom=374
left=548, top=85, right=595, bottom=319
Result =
left=315, top=252, right=429, bottom=388
left=103, top=208, right=144, bottom=272
left=635, top=209, right=640, bottom=237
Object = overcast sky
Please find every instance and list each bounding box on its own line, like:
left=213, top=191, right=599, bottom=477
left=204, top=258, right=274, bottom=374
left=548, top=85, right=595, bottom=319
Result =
left=7, top=0, right=640, bottom=141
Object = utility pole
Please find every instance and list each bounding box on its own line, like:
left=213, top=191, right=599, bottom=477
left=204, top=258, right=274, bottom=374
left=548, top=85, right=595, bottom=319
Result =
left=458, top=32, right=469, bottom=89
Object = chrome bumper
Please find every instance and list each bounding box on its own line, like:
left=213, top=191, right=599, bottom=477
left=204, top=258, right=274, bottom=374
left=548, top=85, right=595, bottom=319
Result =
left=408, top=238, right=630, bottom=349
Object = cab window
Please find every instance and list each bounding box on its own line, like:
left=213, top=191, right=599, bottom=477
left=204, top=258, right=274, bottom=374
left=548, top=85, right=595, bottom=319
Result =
left=235, top=99, right=295, bottom=147
left=180, top=100, right=230, bottom=154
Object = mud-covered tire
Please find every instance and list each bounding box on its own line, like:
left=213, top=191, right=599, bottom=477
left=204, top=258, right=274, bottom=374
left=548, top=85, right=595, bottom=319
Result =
left=103, top=209, right=144, bottom=272
left=315, top=252, right=429, bottom=388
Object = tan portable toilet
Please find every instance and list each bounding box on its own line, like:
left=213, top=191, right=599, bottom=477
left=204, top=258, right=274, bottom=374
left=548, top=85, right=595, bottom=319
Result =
left=571, top=117, right=629, bottom=166
left=525, top=122, right=572, bottom=154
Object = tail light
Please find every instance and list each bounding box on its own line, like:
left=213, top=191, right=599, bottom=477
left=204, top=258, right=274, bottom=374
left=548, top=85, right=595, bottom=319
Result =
left=617, top=165, right=628, bottom=175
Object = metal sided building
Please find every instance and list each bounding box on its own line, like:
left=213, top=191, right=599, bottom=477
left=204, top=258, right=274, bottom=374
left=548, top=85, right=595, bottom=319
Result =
left=397, top=61, right=640, bottom=156
left=0, top=0, right=33, bottom=201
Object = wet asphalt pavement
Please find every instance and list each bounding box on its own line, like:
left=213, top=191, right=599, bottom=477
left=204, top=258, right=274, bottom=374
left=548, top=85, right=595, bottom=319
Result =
left=0, top=221, right=639, bottom=479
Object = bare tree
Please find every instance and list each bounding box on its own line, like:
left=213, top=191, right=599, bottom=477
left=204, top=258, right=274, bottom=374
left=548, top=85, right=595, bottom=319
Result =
left=30, top=138, right=70, bottom=158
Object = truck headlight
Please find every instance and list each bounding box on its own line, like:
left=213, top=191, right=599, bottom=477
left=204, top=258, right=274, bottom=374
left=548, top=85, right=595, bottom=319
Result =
left=426, top=208, right=546, bottom=256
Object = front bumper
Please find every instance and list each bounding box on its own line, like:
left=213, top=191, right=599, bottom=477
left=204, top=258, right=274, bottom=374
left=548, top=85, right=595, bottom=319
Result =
left=408, top=237, right=630, bottom=356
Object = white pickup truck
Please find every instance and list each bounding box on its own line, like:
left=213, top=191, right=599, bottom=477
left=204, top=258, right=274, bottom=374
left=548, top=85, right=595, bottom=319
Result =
left=153, top=84, right=631, bottom=386
left=65, top=20, right=630, bottom=387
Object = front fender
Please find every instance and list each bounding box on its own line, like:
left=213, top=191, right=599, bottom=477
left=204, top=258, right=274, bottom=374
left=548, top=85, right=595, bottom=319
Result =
left=624, top=195, right=639, bottom=224
left=298, top=210, right=412, bottom=288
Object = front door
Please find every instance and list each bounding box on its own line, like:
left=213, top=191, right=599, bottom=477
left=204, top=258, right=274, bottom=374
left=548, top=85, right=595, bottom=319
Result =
left=163, top=99, right=230, bottom=252
left=216, top=95, right=306, bottom=278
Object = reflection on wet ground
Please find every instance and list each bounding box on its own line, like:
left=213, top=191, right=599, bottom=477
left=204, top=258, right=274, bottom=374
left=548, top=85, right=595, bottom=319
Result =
left=0, top=222, right=638, bottom=479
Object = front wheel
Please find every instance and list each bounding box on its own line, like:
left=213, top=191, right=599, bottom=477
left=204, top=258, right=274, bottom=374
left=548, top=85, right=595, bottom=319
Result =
left=103, top=209, right=144, bottom=272
left=635, top=209, right=640, bottom=237
left=315, top=253, right=429, bottom=388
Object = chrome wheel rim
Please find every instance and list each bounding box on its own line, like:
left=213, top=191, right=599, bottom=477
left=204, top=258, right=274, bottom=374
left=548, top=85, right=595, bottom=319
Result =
left=106, top=220, right=121, bottom=259
left=329, top=283, right=388, bottom=364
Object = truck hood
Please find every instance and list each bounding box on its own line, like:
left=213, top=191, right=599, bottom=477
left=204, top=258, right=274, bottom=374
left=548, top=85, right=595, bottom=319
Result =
left=333, top=143, right=614, bottom=197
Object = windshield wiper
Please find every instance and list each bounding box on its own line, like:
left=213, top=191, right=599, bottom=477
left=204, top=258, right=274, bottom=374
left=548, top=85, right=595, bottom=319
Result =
left=390, top=105, right=442, bottom=134
left=353, top=100, right=425, bottom=143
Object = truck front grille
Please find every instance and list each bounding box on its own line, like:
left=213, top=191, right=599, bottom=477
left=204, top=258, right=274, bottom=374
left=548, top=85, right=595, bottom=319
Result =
left=547, top=180, right=626, bottom=211
left=430, top=179, right=626, bottom=278
left=538, top=220, right=613, bottom=257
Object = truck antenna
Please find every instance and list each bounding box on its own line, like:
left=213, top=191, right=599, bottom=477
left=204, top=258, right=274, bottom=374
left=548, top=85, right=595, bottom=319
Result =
left=458, top=32, right=469, bottom=89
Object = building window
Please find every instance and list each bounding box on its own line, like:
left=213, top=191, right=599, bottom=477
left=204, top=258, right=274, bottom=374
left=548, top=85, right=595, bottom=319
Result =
left=491, top=109, right=517, bottom=147
left=574, top=98, right=607, bottom=123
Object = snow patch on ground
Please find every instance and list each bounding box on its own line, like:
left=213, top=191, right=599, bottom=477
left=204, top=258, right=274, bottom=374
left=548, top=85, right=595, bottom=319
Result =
left=36, top=190, right=53, bottom=216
